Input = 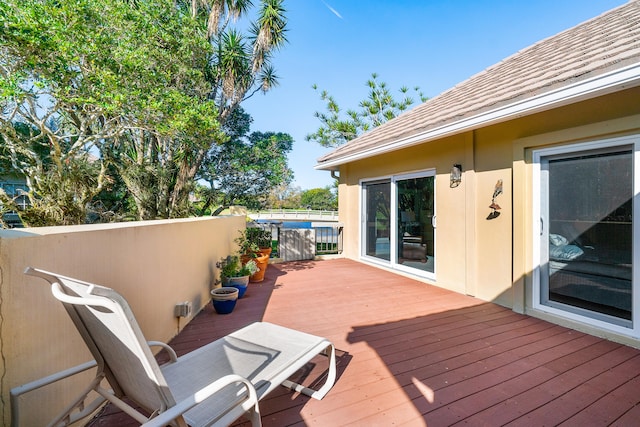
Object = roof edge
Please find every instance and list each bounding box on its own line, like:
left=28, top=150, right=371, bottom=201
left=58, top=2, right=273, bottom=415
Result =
left=315, top=62, right=640, bottom=171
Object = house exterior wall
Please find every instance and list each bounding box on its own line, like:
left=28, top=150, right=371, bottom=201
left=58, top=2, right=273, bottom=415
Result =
left=336, top=86, right=640, bottom=346
left=513, top=113, right=640, bottom=348
left=0, top=215, right=245, bottom=426
left=338, top=133, right=513, bottom=306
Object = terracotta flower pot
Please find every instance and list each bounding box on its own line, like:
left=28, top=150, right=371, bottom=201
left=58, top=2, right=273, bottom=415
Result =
left=250, top=252, right=270, bottom=283
left=259, top=247, right=272, bottom=257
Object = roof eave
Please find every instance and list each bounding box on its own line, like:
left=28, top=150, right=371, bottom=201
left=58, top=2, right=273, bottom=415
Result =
left=315, top=62, right=640, bottom=171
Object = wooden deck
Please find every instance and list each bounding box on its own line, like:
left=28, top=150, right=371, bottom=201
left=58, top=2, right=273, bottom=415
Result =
left=88, top=259, right=640, bottom=426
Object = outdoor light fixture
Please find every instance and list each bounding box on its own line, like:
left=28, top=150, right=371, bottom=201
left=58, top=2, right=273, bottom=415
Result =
left=450, top=164, right=462, bottom=188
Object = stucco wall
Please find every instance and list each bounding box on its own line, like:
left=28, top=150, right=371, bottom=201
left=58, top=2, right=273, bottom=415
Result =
left=338, top=132, right=513, bottom=305
left=0, top=215, right=246, bottom=426
left=335, top=87, right=640, bottom=320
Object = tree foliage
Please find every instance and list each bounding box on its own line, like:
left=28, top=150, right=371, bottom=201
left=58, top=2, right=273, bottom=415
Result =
left=300, top=187, right=337, bottom=210
left=178, top=0, right=289, bottom=212
left=0, top=0, right=221, bottom=223
left=198, top=108, right=294, bottom=211
left=0, top=0, right=289, bottom=225
left=264, top=182, right=301, bottom=209
left=306, top=73, right=428, bottom=148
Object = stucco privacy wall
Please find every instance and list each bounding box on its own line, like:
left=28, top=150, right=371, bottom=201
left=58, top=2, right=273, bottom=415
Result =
left=336, top=88, right=640, bottom=318
left=0, top=215, right=245, bottom=426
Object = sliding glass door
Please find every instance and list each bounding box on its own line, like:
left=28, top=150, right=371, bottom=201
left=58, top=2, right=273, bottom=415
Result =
left=362, top=171, right=435, bottom=278
left=534, top=136, right=638, bottom=332
left=396, top=175, right=435, bottom=274
left=363, top=180, right=391, bottom=261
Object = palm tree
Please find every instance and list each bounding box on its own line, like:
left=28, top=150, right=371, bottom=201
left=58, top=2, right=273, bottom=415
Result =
left=99, top=0, right=288, bottom=220
left=170, top=0, right=288, bottom=216
left=188, top=0, right=287, bottom=121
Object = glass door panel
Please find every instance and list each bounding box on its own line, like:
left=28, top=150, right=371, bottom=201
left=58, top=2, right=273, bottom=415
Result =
left=396, top=176, right=435, bottom=273
left=363, top=181, right=391, bottom=261
left=542, top=149, right=633, bottom=324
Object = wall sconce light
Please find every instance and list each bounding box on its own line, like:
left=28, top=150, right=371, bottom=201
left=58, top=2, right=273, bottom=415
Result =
left=450, top=164, right=462, bottom=188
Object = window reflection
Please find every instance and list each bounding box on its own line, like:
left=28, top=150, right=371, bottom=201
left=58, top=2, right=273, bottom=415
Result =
left=397, top=176, right=435, bottom=273
left=546, top=149, right=633, bottom=321
left=364, top=181, right=391, bottom=261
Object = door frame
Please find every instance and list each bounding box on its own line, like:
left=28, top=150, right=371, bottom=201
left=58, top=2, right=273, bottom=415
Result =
left=360, top=169, right=436, bottom=280
left=532, top=134, right=640, bottom=336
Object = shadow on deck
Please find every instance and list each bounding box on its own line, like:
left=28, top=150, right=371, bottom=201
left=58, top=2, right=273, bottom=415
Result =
left=89, top=258, right=640, bottom=426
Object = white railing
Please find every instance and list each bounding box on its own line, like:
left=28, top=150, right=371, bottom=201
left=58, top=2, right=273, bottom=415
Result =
left=251, top=222, right=343, bottom=261
left=249, top=209, right=338, bottom=221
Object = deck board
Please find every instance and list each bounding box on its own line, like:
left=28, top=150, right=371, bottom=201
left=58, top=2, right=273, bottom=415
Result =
left=88, top=259, right=640, bottom=426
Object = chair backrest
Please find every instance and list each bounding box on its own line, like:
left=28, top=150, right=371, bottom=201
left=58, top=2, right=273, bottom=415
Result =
left=25, top=267, right=176, bottom=413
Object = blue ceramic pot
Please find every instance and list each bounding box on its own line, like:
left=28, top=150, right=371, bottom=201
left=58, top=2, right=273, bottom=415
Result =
left=211, top=287, right=239, bottom=314
left=212, top=298, right=237, bottom=314
left=232, top=283, right=248, bottom=298
left=223, top=276, right=250, bottom=298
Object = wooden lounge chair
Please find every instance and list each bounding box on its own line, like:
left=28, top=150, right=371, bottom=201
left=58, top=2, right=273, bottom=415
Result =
left=19, top=267, right=336, bottom=427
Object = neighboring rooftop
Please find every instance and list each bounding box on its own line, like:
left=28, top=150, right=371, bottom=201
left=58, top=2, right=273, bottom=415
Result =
left=316, top=0, right=640, bottom=169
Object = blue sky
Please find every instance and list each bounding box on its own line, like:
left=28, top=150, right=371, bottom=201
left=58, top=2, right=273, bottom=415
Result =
left=242, top=0, right=626, bottom=190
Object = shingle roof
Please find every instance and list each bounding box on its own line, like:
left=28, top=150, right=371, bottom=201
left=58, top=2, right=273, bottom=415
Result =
left=317, top=1, right=640, bottom=168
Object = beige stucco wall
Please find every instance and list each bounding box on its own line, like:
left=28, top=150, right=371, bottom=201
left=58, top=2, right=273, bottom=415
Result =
left=336, top=87, right=640, bottom=337
left=0, top=215, right=246, bottom=426
left=338, top=132, right=514, bottom=307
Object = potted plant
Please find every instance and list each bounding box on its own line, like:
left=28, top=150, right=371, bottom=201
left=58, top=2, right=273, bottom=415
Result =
left=235, top=229, right=261, bottom=260
left=210, top=287, right=239, bottom=314
left=219, top=256, right=257, bottom=298
left=235, top=228, right=272, bottom=282
left=246, top=227, right=273, bottom=256
left=249, top=251, right=269, bottom=282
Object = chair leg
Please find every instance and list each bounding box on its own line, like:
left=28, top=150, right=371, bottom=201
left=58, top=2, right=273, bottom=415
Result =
left=282, top=344, right=337, bottom=400
left=47, top=376, right=105, bottom=427
left=247, top=404, right=262, bottom=427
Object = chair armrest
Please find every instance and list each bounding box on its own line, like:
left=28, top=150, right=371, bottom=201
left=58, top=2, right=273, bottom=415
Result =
left=147, top=341, right=178, bottom=363
left=11, top=360, right=97, bottom=399
left=10, top=361, right=102, bottom=427
left=141, top=374, right=260, bottom=427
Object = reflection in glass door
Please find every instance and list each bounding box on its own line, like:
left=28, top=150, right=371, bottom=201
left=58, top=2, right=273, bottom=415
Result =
left=397, top=175, right=435, bottom=273
left=363, top=181, right=391, bottom=261
left=537, top=143, right=635, bottom=328
left=362, top=171, right=435, bottom=278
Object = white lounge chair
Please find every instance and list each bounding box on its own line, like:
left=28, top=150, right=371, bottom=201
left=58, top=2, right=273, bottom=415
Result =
left=19, top=267, right=336, bottom=427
